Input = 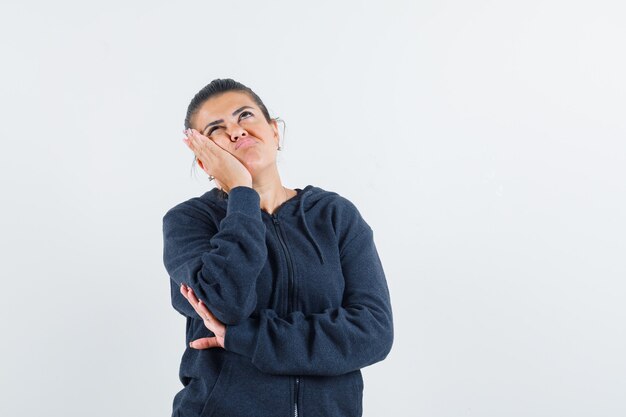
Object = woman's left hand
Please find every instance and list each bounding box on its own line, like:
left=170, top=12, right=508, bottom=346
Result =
left=180, top=284, right=226, bottom=349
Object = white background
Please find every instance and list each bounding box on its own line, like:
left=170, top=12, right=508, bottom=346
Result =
left=1, top=1, right=625, bottom=416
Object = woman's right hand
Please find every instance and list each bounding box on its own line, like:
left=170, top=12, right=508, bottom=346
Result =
left=180, top=284, right=226, bottom=349
left=183, top=128, right=253, bottom=192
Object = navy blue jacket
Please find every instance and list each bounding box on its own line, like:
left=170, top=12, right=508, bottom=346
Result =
left=162, top=184, right=394, bottom=417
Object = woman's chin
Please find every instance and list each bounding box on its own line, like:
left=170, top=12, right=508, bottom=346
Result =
left=240, top=154, right=269, bottom=170
left=243, top=160, right=275, bottom=177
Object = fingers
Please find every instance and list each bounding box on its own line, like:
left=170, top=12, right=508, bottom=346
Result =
left=183, top=129, right=213, bottom=151
left=184, top=128, right=199, bottom=146
left=180, top=284, right=213, bottom=322
left=197, top=299, right=215, bottom=322
left=180, top=284, right=226, bottom=349
left=182, top=129, right=194, bottom=147
left=182, top=128, right=200, bottom=153
left=199, top=300, right=219, bottom=322
left=184, top=129, right=231, bottom=160
left=182, top=129, right=221, bottom=176
left=180, top=283, right=200, bottom=313
left=189, top=337, right=221, bottom=349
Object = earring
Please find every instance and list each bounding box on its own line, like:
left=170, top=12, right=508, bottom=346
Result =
left=277, top=145, right=281, bottom=151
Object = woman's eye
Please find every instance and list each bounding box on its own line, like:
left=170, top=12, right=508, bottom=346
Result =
left=207, top=111, right=253, bottom=134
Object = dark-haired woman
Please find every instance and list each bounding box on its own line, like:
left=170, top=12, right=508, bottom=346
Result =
left=162, top=78, right=394, bottom=417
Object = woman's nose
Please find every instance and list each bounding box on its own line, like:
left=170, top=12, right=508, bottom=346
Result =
left=228, top=125, right=248, bottom=142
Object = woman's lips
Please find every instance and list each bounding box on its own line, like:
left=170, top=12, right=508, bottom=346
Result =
left=236, top=138, right=257, bottom=150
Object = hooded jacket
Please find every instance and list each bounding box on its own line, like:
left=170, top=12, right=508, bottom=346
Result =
left=162, top=184, right=394, bottom=417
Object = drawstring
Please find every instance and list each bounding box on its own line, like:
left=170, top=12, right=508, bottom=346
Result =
left=298, top=190, right=325, bottom=265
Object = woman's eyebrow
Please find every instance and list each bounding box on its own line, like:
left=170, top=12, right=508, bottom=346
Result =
left=202, top=106, right=254, bottom=133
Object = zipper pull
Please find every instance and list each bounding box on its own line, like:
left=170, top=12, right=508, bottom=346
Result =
left=272, top=214, right=279, bottom=224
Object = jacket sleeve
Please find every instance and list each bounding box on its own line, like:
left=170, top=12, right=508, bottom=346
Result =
left=223, top=225, right=394, bottom=376
left=162, top=186, right=267, bottom=325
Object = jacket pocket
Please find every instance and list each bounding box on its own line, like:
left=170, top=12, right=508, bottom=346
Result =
left=301, top=370, right=363, bottom=417
left=199, top=358, right=233, bottom=417
left=207, top=354, right=291, bottom=417
left=351, top=370, right=364, bottom=417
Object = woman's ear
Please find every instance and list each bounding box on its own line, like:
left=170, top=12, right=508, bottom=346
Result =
left=271, top=118, right=280, bottom=146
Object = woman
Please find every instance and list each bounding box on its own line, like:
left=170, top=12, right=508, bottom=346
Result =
left=162, top=78, right=394, bottom=417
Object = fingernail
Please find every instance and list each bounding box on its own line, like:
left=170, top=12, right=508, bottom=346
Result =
left=189, top=342, right=193, bottom=348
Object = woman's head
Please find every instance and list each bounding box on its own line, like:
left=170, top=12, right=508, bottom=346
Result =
left=184, top=78, right=283, bottom=183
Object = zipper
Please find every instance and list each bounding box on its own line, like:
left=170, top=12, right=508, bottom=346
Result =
left=270, top=213, right=301, bottom=417
left=271, top=214, right=298, bottom=312
left=294, top=376, right=300, bottom=417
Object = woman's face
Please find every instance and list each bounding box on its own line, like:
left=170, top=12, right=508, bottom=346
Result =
left=191, top=91, right=279, bottom=175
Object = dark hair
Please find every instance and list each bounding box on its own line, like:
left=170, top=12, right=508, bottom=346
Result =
left=183, top=78, right=286, bottom=199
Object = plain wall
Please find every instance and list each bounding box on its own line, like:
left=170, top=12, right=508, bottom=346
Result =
left=1, top=0, right=625, bottom=416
